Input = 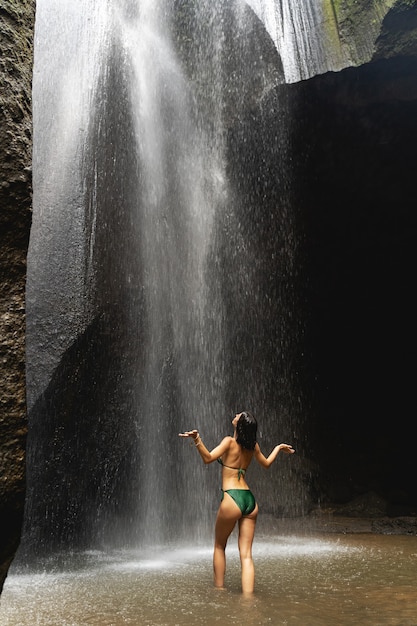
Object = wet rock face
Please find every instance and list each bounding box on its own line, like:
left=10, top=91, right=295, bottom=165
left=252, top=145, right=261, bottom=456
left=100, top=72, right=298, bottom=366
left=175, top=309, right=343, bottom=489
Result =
left=0, top=0, right=35, bottom=591
left=374, top=0, right=417, bottom=60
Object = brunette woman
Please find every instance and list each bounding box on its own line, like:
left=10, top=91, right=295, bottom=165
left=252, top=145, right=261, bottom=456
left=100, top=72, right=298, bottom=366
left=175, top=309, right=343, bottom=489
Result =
left=179, top=411, right=294, bottom=594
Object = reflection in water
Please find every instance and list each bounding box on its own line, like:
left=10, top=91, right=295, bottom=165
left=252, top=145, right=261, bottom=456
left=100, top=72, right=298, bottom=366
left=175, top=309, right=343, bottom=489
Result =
left=1, top=534, right=417, bottom=625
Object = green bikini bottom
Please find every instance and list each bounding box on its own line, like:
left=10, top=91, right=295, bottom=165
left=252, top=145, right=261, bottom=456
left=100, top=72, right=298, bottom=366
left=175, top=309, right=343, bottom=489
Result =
left=221, top=488, right=256, bottom=516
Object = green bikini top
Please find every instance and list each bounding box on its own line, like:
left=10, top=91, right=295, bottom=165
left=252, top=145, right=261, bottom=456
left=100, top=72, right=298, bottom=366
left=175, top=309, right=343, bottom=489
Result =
left=217, top=457, right=246, bottom=481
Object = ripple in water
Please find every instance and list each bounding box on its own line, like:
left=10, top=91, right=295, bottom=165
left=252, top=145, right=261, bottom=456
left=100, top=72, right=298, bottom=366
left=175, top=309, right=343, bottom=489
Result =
left=2, top=535, right=417, bottom=625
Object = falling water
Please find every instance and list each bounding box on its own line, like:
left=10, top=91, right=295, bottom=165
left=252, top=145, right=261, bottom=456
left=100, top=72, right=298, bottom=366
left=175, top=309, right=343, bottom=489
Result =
left=22, top=0, right=313, bottom=557
left=246, top=0, right=348, bottom=81
left=116, top=0, right=230, bottom=542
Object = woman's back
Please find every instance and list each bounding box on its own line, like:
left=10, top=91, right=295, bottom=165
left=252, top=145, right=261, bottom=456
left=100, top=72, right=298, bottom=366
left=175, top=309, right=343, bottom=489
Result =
left=220, top=437, right=254, bottom=490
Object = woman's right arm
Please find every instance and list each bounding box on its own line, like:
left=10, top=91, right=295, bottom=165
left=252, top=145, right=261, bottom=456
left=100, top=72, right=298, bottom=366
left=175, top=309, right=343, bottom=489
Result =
left=254, top=442, right=295, bottom=468
left=179, top=430, right=232, bottom=464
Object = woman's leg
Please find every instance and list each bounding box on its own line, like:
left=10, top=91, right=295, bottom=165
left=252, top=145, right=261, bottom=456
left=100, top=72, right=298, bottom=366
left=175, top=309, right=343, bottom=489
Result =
left=213, top=495, right=241, bottom=588
left=237, top=504, right=258, bottom=594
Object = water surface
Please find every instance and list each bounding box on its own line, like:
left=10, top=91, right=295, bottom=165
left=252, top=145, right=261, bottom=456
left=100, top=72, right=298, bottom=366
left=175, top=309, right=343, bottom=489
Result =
left=1, top=533, right=417, bottom=625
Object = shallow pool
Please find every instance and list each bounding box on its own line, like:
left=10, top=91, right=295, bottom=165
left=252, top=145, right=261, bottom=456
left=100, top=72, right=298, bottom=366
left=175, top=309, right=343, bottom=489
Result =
left=1, top=534, right=416, bottom=625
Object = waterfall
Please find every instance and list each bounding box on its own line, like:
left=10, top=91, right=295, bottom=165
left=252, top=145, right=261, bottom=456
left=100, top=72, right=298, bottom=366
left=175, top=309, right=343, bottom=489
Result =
left=114, top=0, right=229, bottom=542
left=246, top=0, right=348, bottom=82
left=24, top=0, right=308, bottom=556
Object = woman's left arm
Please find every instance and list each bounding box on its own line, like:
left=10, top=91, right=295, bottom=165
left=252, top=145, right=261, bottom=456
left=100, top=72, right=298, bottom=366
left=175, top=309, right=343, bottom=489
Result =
left=179, top=430, right=232, bottom=464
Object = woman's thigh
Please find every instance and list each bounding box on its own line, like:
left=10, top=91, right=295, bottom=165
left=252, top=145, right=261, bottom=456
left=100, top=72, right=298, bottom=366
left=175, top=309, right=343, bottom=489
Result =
left=237, top=504, right=258, bottom=556
left=214, top=496, right=242, bottom=547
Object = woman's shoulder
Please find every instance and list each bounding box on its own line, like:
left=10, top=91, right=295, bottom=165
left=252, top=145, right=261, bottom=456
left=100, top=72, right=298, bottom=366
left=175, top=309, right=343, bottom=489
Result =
left=219, top=436, right=236, bottom=453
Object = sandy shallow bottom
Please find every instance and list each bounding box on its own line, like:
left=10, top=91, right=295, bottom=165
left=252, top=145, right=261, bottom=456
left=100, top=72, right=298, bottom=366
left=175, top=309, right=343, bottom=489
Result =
left=1, top=533, right=417, bottom=625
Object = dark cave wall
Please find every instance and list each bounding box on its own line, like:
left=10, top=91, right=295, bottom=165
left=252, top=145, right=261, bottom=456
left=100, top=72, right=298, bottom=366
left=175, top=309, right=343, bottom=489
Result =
left=228, top=53, right=417, bottom=514
left=226, top=53, right=417, bottom=517
left=208, top=50, right=417, bottom=518
left=258, top=55, right=417, bottom=514
left=0, top=0, right=35, bottom=591
left=293, top=56, right=417, bottom=513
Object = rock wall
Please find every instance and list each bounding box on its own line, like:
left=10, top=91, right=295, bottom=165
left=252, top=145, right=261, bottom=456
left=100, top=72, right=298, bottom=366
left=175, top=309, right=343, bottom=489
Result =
left=285, top=55, right=417, bottom=514
left=0, top=0, right=35, bottom=592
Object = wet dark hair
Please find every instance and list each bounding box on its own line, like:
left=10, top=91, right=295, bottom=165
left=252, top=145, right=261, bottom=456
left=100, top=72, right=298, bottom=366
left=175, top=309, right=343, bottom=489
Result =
left=236, top=411, right=257, bottom=450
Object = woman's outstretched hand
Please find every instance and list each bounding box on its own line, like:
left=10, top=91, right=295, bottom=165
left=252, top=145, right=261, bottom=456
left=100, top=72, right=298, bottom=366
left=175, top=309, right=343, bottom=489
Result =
left=179, top=429, right=199, bottom=440
left=278, top=443, right=295, bottom=454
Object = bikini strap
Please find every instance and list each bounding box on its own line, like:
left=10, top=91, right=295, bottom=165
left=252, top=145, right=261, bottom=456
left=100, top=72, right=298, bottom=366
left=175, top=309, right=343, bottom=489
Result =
left=217, top=457, right=246, bottom=481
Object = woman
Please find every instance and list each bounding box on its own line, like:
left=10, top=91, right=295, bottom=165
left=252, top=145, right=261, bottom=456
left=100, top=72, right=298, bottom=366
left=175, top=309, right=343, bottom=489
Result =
left=179, top=411, right=295, bottom=594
